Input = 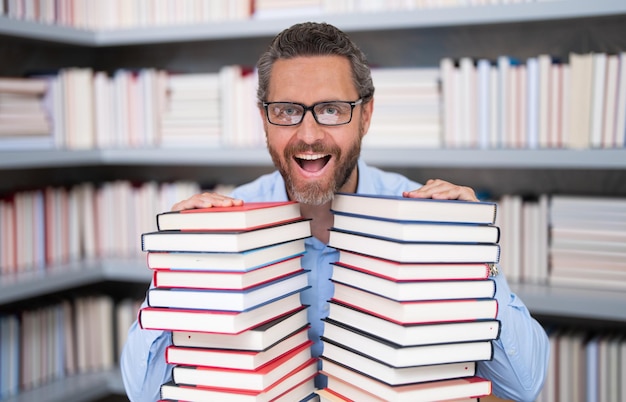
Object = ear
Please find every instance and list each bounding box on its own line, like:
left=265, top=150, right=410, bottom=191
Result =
left=258, top=104, right=269, bottom=134
left=359, top=97, right=374, bottom=138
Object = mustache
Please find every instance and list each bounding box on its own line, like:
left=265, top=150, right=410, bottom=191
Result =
left=285, top=141, right=340, bottom=156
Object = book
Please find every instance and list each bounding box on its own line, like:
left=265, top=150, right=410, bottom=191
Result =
left=331, top=263, right=496, bottom=301
left=332, top=282, right=498, bottom=325
left=156, top=201, right=301, bottom=230
left=322, top=359, right=491, bottom=402
left=329, top=229, right=500, bottom=263
left=139, top=292, right=303, bottom=334
left=153, top=255, right=304, bottom=290
left=332, top=212, right=500, bottom=243
left=328, top=301, right=500, bottom=347
left=321, top=342, right=476, bottom=385
left=171, top=306, right=309, bottom=351
left=322, top=319, right=493, bottom=368
left=336, top=250, right=492, bottom=281
left=160, top=356, right=317, bottom=402
left=171, top=340, right=313, bottom=391
left=141, top=218, right=311, bottom=253
left=331, top=193, right=497, bottom=224
left=166, top=326, right=310, bottom=370
left=147, top=270, right=308, bottom=311
left=147, top=238, right=306, bottom=272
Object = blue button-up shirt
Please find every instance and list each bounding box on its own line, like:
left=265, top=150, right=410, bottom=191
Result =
left=121, top=159, right=549, bottom=401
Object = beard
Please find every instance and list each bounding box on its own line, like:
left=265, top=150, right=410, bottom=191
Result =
left=267, top=132, right=362, bottom=206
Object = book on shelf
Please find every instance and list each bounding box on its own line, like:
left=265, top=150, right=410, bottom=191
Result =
left=146, top=238, right=306, bottom=272
left=322, top=319, right=493, bottom=369
left=146, top=269, right=309, bottom=311
left=329, top=229, right=501, bottom=263
left=138, top=292, right=303, bottom=334
left=160, top=356, right=317, bottom=402
left=322, top=358, right=491, bottom=402
left=171, top=305, right=309, bottom=351
left=152, top=255, right=304, bottom=290
left=321, top=343, right=477, bottom=386
left=331, top=263, right=496, bottom=301
left=332, top=212, right=500, bottom=243
left=336, top=250, right=493, bottom=281
left=171, top=340, right=313, bottom=391
left=328, top=301, right=500, bottom=347
left=166, top=326, right=310, bottom=370
left=141, top=218, right=311, bottom=253
left=331, top=193, right=497, bottom=225
left=156, top=201, right=301, bottom=231
left=332, top=282, right=498, bottom=325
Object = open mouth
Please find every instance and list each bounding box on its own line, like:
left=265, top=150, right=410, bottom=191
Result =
left=295, top=153, right=331, bottom=173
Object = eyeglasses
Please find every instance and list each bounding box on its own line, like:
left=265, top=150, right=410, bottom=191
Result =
left=262, top=99, right=363, bottom=126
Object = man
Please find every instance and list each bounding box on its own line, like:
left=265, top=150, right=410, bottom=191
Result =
left=122, top=22, right=549, bottom=402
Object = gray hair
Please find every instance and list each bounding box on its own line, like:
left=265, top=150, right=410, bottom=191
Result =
left=256, top=22, right=375, bottom=105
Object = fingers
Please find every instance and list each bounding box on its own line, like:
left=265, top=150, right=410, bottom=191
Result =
left=170, top=192, right=244, bottom=211
left=403, top=179, right=478, bottom=202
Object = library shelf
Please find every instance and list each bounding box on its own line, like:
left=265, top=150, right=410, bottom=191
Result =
left=0, top=0, right=624, bottom=46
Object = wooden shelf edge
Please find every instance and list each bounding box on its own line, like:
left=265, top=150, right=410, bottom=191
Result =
left=1, top=367, right=124, bottom=402
left=1, top=148, right=625, bottom=170
left=510, top=281, right=626, bottom=322
left=0, top=258, right=150, bottom=305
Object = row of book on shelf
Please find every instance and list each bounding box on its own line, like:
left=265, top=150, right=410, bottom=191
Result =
left=0, top=294, right=140, bottom=399
left=0, top=180, right=205, bottom=275
left=535, top=326, right=626, bottom=402
left=3, top=50, right=626, bottom=151
left=440, top=52, right=626, bottom=150
left=134, top=193, right=502, bottom=401
left=0, top=0, right=564, bottom=29
left=2, top=179, right=624, bottom=293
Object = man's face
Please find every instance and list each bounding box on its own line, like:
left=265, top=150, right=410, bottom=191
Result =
left=262, top=56, right=373, bottom=205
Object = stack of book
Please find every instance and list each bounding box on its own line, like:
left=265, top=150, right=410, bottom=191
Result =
left=138, top=201, right=318, bottom=401
left=321, top=193, right=502, bottom=401
left=0, top=77, right=52, bottom=149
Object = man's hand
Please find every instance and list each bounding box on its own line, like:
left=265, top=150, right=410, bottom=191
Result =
left=170, top=192, right=244, bottom=211
left=402, top=179, right=478, bottom=202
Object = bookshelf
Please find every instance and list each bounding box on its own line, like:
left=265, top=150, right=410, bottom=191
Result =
left=1, top=1, right=626, bottom=400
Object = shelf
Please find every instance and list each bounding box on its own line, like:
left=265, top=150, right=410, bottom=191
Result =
left=2, top=367, right=124, bottom=402
left=1, top=0, right=625, bottom=46
left=510, top=282, right=626, bottom=322
left=0, top=258, right=150, bottom=305
left=1, top=148, right=625, bottom=170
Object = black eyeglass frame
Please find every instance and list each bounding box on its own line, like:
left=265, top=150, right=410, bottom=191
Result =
left=262, top=98, right=363, bottom=126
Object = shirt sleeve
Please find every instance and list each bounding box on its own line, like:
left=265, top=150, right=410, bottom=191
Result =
left=120, top=299, right=174, bottom=401
left=476, top=269, right=550, bottom=402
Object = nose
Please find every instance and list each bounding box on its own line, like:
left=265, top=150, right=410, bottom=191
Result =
left=297, top=109, right=324, bottom=143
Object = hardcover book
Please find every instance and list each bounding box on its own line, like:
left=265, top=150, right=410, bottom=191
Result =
left=166, top=326, right=310, bottom=370
left=139, top=292, right=303, bottom=334
left=331, top=263, right=496, bottom=301
left=141, top=218, right=311, bottom=253
left=146, top=238, right=306, bottom=272
left=156, top=201, right=301, bottom=231
left=336, top=250, right=492, bottom=281
left=322, top=319, right=494, bottom=369
left=331, top=192, right=497, bottom=224
left=329, top=229, right=500, bottom=263
left=333, top=211, right=500, bottom=243
left=331, top=282, right=498, bottom=325
left=328, top=301, right=500, bottom=347
left=147, top=270, right=309, bottom=311
left=160, top=357, right=317, bottom=402
left=171, top=306, right=309, bottom=351
left=322, top=359, right=491, bottom=402
left=171, top=340, right=314, bottom=391
left=152, top=255, right=304, bottom=290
